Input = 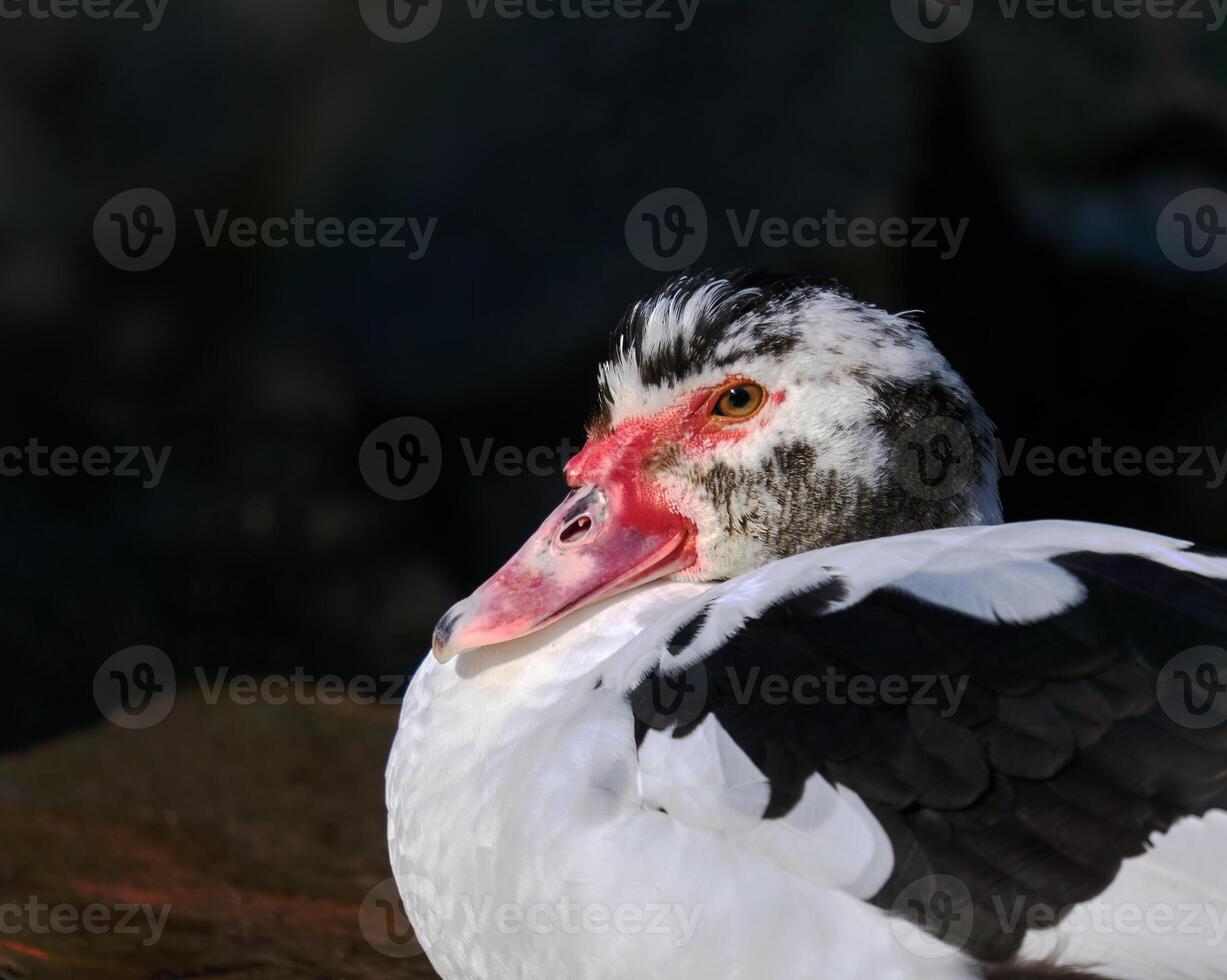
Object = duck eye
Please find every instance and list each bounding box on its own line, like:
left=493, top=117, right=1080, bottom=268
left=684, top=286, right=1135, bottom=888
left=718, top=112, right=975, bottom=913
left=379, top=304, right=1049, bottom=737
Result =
left=712, top=383, right=766, bottom=420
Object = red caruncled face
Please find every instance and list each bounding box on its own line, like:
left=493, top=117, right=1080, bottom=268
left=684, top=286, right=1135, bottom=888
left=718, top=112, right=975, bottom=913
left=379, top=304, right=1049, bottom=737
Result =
left=430, top=377, right=774, bottom=661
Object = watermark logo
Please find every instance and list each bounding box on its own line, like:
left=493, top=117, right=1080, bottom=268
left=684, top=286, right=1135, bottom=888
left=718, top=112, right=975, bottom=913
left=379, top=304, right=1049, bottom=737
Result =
left=93, top=188, right=176, bottom=272
left=93, top=645, right=176, bottom=730
left=891, top=0, right=974, bottom=42
left=359, top=420, right=584, bottom=500
left=625, top=188, right=709, bottom=272
left=629, top=664, right=709, bottom=732
left=1158, top=646, right=1227, bottom=731
left=897, top=427, right=1227, bottom=499
left=1158, top=189, right=1227, bottom=272
left=626, top=188, right=971, bottom=269
left=467, top=0, right=700, bottom=30
left=360, top=0, right=700, bottom=41
left=466, top=894, right=702, bottom=943
left=903, top=885, right=1227, bottom=950
left=95, top=189, right=437, bottom=271
left=997, top=438, right=1227, bottom=489
left=893, top=417, right=976, bottom=502
left=894, top=0, right=1226, bottom=38
left=0, top=440, right=172, bottom=488
left=360, top=876, right=429, bottom=958
left=997, top=896, right=1227, bottom=944
left=632, top=663, right=971, bottom=728
left=0, top=897, right=171, bottom=947
left=0, top=0, right=169, bottom=31
left=890, top=874, right=975, bottom=955
left=997, top=0, right=1227, bottom=29
left=366, top=877, right=703, bottom=951
left=195, top=667, right=408, bottom=707
left=359, top=417, right=444, bottom=501
left=359, top=0, right=442, bottom=42
left=95, top=657, right=412, bottom=729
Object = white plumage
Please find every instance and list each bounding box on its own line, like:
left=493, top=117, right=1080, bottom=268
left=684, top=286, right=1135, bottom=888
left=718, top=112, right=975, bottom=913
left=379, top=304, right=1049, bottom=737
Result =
left=390, top=539, right=970, bottom=979
left=387, top=274, right=1227, bottom=980
left=389, top=522, right=1227, bottom=979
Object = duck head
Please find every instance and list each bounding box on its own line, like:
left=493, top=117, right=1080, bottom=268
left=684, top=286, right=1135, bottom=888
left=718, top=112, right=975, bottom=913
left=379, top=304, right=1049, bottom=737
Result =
left=432, top=271, right=1001, bottom=661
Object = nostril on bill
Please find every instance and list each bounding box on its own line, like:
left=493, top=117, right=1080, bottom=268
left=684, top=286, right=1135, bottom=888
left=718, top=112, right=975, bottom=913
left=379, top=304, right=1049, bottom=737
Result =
left=558, top=514, right=594, bottom=546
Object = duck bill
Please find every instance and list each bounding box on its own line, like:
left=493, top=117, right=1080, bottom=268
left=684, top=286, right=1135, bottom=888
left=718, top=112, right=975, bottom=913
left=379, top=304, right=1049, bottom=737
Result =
left=431, top=484, right=693, bottom=662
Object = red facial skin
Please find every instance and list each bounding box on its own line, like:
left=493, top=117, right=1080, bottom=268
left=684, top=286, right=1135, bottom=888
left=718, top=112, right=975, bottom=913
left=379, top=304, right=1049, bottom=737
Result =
left=430, top=376, right=779, bottom=661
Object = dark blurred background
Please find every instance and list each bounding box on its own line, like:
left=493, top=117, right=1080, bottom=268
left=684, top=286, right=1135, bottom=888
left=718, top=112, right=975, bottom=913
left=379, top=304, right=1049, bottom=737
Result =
left=2, top=0, right=1226, bottom=753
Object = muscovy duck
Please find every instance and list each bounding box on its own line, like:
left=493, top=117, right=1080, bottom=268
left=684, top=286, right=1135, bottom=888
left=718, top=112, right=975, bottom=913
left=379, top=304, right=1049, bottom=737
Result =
left=387, top=271, right=1227, bottom=980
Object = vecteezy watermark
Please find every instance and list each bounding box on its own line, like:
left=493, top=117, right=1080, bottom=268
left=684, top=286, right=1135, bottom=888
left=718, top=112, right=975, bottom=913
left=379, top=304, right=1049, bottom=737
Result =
left=1157, top=646, right=1227, bottom=730
left=0, top=439, right=172, bottom=488
left=194, top=667, right=409, bottom=707
left=991, top=895, right=1227, bottom=944
left=997, top=438, right=1227, bottom=489
left=998, top=0, right=1227, bottom=30
left=889, top=874, right=976, bottom=956
left=716, top=667, right=970, bottom=714
left=891, top=0, right=975, bottom=42
left=92, top=188, right=176, bottom=272
left=94, top=652, right=414, bottom=728
left=359, top=417, right=444, bottom=501
left=359, top=0, right=443, bottom=42
left=631, top=664, right=972, bottom=734
left=364, top=875, right=703, bottom=960
left=463, top=0, right=701, bottom=31
left=893, top=418, right=977, bottom=502
left=94, top=188, right=437, bottom=271
left=626, top=188, right=970, bottom=271
left=455, top=895, right=702, bottom=945
left=893, top=420, right=1227, bottom=500
left=359, top=0, right=700, bottom=43
left=0, top=897, right=171, bottom=947
left=360, top=877, right=425, bottom=958
left=93, top=646, right=177, bottom=730
left=358, top=417, right=583, bottom=501
left=892, top=0, right=1227, bottom=42
left=1157, top=188, right=1227, bottom=272
left=888, top=873, right=1227, bottom=957
left=624, top=188, right=709, bottom=272
left=0, top=0, right=168, bottom=30
left=724, top=210, right=971, bottom=260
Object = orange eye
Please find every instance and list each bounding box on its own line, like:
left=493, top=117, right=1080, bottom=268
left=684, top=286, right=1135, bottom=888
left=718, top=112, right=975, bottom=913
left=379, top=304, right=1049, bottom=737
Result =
left=712, top=382, right=766, bottom=420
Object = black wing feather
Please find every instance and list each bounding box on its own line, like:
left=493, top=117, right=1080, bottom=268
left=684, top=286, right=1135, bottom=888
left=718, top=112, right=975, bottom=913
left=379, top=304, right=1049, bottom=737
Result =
left=632, top=549, right=1227, bottom=962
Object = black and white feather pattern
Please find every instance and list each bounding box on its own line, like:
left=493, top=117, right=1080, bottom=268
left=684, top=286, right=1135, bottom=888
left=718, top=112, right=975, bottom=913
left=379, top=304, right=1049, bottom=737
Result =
left=388, top=272, right=1227, bottom=980
left=614, top=520, right=1227, bottom=966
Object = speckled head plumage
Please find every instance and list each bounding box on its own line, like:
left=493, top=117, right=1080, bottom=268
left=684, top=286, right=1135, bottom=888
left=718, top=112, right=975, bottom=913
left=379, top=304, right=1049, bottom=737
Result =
left=433, top=270, right=1002, bottom=659
left=585, top=270, right=1003, bottom=581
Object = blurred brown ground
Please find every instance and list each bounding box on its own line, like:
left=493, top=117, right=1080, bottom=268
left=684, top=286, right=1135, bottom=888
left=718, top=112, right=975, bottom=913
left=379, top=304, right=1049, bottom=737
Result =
left=0, top=693, right=437, bottom=980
